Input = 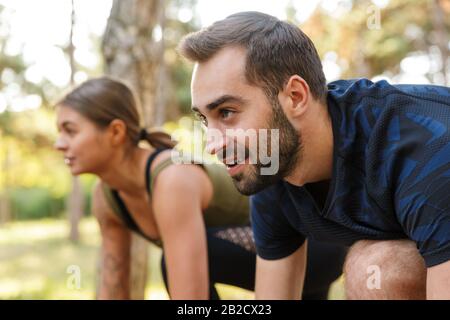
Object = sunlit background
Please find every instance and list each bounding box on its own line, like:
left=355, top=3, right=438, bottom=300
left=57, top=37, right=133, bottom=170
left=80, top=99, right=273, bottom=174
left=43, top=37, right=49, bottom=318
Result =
left=0, top=0, right=449, bottom=299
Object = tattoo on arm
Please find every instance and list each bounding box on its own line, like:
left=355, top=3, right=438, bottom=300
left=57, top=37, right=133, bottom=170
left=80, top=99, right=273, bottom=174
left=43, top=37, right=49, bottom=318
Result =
left=98, top=230, right=130, bottom=299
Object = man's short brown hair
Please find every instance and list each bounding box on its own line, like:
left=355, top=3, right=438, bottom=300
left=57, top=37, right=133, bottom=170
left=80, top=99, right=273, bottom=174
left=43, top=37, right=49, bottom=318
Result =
left=178, top=11, right=327, bottom=102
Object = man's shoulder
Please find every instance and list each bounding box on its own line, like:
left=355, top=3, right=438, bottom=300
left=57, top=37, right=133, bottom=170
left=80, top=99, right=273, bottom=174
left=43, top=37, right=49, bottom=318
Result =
left=393, top=83, right=450, bottom=102
left=328, top=78, right=450, bottom=106
left=327, top=78, right=395, bottom=102
left=327, top=78, right=450, bottom=146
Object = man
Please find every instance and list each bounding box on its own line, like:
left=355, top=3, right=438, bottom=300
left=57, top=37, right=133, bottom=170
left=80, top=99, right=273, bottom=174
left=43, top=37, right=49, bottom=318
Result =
left=179, top=11, right=450, bottom=299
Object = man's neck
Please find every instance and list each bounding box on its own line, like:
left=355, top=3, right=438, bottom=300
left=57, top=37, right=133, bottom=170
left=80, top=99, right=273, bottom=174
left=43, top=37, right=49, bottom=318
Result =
left=284, top=100, right=334, bottom=187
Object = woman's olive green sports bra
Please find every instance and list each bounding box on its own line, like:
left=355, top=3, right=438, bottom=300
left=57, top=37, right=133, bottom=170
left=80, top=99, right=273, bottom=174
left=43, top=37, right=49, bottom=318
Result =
left=101, top=148, right=250, bottom=248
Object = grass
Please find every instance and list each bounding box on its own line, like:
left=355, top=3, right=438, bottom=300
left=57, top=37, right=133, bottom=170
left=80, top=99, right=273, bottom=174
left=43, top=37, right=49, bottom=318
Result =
left=0, top=217, right=345, bottom=300
left=0, top=217, right=100, bottom=299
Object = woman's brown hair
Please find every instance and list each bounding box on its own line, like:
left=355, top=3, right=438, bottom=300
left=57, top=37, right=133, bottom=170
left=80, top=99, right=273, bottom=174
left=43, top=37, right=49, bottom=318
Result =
left=57, top=77, right=176, bottom=149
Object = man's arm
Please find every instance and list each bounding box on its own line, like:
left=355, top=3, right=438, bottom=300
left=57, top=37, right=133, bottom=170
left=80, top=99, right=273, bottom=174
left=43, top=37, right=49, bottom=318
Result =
left=255, top=241, right=307, bottom=300
left=427, top=260, right=450, bottom=299
left=92, top=182, right=131, bottom=300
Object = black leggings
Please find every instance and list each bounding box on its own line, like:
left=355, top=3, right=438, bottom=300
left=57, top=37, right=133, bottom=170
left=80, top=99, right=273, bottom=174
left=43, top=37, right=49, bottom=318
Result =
left=161, top=226, right=347, bottom=300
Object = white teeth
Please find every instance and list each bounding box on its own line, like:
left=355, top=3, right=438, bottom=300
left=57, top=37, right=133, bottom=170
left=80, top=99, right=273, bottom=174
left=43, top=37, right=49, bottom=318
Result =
left=224, top=158, right=246, bottom=167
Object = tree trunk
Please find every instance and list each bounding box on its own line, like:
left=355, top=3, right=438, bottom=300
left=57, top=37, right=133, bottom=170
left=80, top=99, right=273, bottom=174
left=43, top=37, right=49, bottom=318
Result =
left=0, top=193, right=11, bottom=224
left=430, top=0, right=449, bottom=85
left=102, top=0, right=166, bottom=300
left=68, top=176, right=84, bottom=242
left=67, top=0, right=84, bottom=243
left=0, top=137, right=12, bottom=224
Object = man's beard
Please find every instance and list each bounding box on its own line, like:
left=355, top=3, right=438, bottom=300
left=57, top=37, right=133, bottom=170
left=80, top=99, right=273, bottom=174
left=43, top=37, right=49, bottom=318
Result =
left=232, top=98, right=302, bottom=195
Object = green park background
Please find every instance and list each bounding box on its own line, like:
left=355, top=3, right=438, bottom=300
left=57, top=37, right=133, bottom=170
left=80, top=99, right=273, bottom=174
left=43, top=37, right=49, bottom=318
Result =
left=0, top=0, right=448, bottom=299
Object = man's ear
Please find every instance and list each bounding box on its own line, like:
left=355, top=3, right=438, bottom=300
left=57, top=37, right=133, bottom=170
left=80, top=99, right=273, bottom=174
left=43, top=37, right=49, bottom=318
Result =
left=108, top=119, right=127, bottom=147
left=278, top=75, right=310, bottom=119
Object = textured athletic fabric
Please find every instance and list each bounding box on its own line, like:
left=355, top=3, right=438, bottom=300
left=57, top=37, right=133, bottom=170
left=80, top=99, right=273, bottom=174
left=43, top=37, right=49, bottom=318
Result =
left=251, top=78, right=450, bottom=267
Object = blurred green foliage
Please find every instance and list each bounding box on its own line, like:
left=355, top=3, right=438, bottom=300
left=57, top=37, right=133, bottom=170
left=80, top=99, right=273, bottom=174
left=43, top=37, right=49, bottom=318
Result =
left=300, top=0, right=449, bottom=79
left=0, top=106, right=97, bottom=220
left=10, top=188, right=65, bottom=220
left=1, top=0, right=449, bottom=222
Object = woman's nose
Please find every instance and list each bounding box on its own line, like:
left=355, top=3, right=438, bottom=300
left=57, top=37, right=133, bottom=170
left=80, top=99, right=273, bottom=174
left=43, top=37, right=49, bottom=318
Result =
left=54, top=137, right=68, bottom=151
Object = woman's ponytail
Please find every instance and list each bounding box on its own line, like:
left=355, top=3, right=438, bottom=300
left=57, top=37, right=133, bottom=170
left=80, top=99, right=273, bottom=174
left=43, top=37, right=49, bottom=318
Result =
left=139, top=128, right=177, bottom=149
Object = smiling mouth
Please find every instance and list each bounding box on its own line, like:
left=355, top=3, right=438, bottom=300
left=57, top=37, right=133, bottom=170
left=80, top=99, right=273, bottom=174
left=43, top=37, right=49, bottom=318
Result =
left=223, top=156, right=249, bottom=168
left=64, top=157, right=75, bottom=165
left=220, top=146, right=252, bottom=168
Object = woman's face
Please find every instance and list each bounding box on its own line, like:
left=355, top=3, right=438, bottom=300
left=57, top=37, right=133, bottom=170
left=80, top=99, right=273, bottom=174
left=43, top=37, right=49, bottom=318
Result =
left=55, top=105, right=113, bottom=175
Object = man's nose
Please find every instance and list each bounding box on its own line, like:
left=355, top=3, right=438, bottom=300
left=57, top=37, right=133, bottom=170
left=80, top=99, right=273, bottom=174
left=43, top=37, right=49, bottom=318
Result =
left=205, top=127, right=225, bottom=156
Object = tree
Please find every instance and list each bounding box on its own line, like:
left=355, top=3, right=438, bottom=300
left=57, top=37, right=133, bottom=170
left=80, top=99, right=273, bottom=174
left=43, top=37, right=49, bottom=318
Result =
left=300, top=0, right=450, bottom=82
left=65, top=0, right=85, bottom=243
left=0, top=4, right=49, bottom=224
left=102, top=0, right=167, bottom=299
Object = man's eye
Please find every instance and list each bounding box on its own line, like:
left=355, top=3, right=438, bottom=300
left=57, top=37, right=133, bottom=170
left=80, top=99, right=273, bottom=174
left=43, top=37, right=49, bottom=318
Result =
left=219, top=109, right=233, bottom=119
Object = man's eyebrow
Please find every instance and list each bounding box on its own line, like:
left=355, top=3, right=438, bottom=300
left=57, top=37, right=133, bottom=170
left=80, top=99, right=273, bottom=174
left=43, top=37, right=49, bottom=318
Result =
left=192, top=95, right=246, bottom=113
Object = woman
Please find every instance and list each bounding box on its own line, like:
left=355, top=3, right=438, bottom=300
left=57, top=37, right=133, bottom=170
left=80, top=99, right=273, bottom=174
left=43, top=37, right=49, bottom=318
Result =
left=54, top=77, right=346, bottom=299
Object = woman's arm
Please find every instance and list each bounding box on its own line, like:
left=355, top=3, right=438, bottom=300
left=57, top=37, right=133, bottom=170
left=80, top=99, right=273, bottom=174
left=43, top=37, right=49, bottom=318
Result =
left=152, top=164, right=212, bottom=299
left=92, top=182, right=132, bottom=299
